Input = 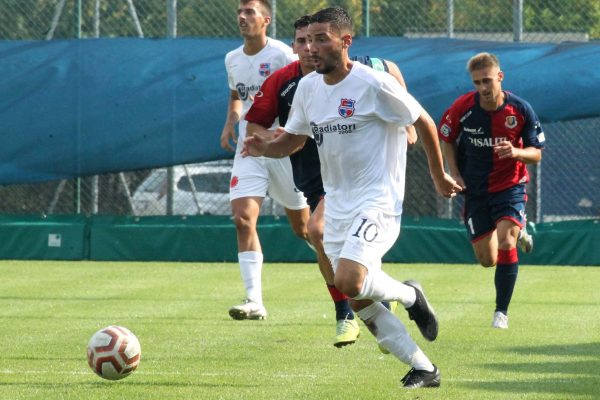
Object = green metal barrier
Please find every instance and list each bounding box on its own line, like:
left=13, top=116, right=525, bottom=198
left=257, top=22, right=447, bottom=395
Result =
left=0, top=215, right=87, bottom=260
left=0, top=215, right=597, bottom=265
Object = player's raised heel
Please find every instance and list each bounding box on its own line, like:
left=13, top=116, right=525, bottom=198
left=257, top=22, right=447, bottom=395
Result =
left=334, top=318, right=360, bottom=348
left=403, top=280, right=439, bottom=341
left=228, top=299, right=267, bottom=320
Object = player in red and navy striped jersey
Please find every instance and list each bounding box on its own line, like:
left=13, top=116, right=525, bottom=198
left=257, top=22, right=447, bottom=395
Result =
left=438, top=52, right=545, bottom=329
left=245, top=15, right=417, bottom=348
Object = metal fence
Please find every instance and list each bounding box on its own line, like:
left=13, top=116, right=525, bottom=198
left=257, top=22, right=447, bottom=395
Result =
left=2, top=0, right=599, bottom=41
left=1, top=0, right=599, bottom=221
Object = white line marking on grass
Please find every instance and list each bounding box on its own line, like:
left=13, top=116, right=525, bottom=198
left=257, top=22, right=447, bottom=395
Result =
left=1, top=369, right=315, bottom=380
left=192, top=372, right=317, bottom=379
left=275, top=373, right=317, bottom=379
left=1, top=370, right=182, bottom=376
left=447, top=378, right=577, bottom=383
left=0, top=370, right=89, bottom=375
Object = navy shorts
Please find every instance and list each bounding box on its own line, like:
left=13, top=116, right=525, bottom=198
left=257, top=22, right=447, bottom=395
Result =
left=463, top=184, right=527, bottom=242
left=304, top=190, right=325, bottom=213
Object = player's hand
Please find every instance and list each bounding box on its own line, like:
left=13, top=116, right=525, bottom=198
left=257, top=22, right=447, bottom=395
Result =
left=432, top=172, right=463, bottom=198
left=406, top=125, right=418, bottom=146
left=241, top=133, right=267, bottom=158
left=220, top=126, right=237, bottom=152
left=452, top=174, right=466, bottom=192
left=494, top=140, right=517, bottom=160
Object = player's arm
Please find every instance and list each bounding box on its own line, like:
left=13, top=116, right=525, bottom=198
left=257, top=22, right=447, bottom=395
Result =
left=384, top=60, right=407, bottom=88
left=413, top=110, right=462, bottom=198
left=494, top=142, right=542, bottom=163
left=242, top=130, right=307, bottom=159
left=441, top=141, right=466, bottom=190
left=220, top=90, right=242, bottom=152
left=438, top=100, right=469, bottom=190
left=385, top=60, right=418, bottom=146
left=247, top=122, right=279, bottom=142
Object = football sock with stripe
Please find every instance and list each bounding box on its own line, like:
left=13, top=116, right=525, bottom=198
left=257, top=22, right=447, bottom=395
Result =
left=327, top=285, right=355, bottom=320
left=494, top=248, right=519, bottom=314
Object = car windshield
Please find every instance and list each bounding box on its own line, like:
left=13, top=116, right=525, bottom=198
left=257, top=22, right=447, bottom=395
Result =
left=140, top=171, right=167, bottom=193
left=177, top=172, right=230, bottom=193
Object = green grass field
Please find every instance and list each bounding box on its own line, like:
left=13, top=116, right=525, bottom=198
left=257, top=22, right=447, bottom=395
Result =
left=0, top=260, right=598, bottom=400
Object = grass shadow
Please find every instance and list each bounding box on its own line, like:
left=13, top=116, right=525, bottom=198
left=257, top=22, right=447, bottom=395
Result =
left=461, top=342, right=600, bottom=397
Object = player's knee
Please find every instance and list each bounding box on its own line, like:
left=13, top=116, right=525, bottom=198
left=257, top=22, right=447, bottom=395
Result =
left=333, top=274, right=362, bottom=298
left=290, top=222, right=309, bottom=241
left=286, top=208, right=310, bottom=241
left=498, top=236, right=517, bottom=250
left=474, top=248, right=497, bottom=268
left=478, top=257, right=497, bottom=268
left=307, top=220, right=323, bottom=248
left=231, top=213, right=255, bottom=234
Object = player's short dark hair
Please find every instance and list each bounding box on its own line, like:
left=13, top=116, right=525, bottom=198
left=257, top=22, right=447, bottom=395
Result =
left=467, top=52, right=500, bottom=72
left=309, top=7, right=353, bottom=34
left=293, top=15, right=311, bottom=41
left=240, top=0, right=272, bottom=17
left=293, top=15, right=311, bottom=31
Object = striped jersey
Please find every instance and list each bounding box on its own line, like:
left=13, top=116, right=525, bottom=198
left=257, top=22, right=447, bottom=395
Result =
left=438, top=91, right=545, bottom=194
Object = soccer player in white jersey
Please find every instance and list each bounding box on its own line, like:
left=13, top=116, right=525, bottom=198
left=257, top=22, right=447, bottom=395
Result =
left=242, top=7, right=462, bottom=388
left=220, top=0, right=310, bottom=321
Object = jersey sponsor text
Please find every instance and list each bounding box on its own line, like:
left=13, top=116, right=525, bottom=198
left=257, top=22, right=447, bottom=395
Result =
left=468, top=136, right=508, bottom=147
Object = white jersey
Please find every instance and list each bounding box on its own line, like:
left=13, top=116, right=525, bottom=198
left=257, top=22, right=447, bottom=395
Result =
left=225, top=38, right=296, bottom=154
left=285, top=62, right=423, bottom=219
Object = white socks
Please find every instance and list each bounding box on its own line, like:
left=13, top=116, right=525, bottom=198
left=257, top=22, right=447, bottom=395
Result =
left=238, top=251, right=263, bottom=305
left=357, top=302, right=434, bottom=371
left=354, top=269, right=416, bottom=308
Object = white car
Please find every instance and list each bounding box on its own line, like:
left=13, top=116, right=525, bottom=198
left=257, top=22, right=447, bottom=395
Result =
left=131, top=160, right=282, bottom=216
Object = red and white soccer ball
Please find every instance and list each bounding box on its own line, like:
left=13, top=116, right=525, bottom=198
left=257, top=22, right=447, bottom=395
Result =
left=87, top=325, right=141, bottom=380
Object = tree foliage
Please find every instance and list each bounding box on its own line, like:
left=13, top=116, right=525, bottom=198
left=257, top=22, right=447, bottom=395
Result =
left=0, top=0, right=598, bottom=40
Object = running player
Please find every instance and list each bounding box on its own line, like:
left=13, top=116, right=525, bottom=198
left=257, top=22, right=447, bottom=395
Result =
left=243, top=7, right=462, bottom=388
left=245, top=15, right=418, bottom=348
left=438, top=52, right=545, bottom=329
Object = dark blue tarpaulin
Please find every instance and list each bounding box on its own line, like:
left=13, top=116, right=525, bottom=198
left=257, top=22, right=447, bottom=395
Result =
left=1, top=37, right=599, bottom=184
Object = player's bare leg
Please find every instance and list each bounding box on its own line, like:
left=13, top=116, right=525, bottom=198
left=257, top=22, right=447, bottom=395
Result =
left=229, top=196, right=267, bottom=320
left=308, top=200, right=333, bottom=283
left=284, top=206, right=310, bottom=241
left=308, top=200, right=359, bottom=347
left=471, top=230, right=498, bottom=268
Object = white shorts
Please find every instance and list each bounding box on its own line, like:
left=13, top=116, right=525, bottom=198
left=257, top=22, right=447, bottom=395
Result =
left=325, top=209, right=401, bottom=273
left=229, top=154, right=307, bottom=210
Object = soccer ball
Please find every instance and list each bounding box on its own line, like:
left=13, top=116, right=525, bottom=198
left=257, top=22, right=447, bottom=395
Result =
left=87, top=325, right=141, bottom=380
